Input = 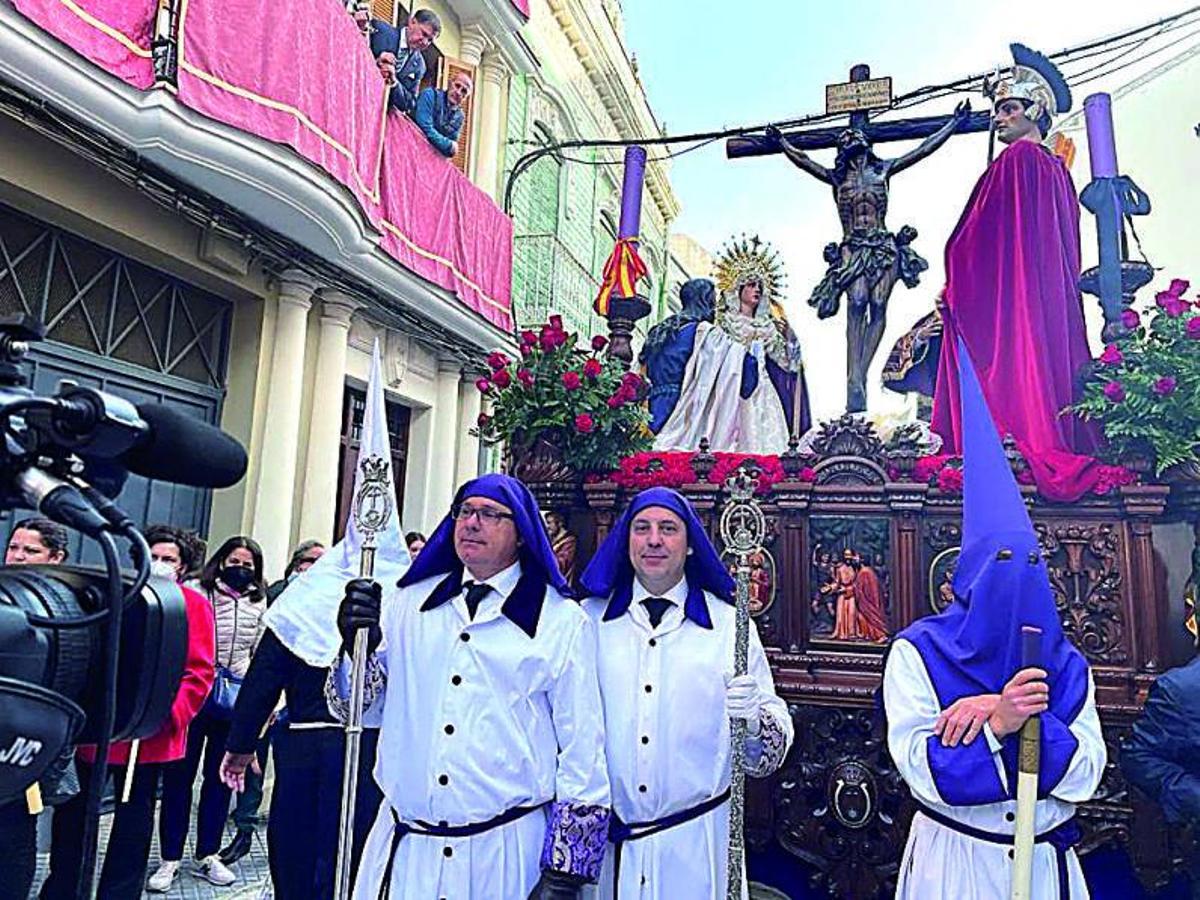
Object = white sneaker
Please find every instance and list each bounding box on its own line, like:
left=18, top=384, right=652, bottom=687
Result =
left=147, top=860, right=179, bottom=892
left=194, top=855, right=237, bottom=886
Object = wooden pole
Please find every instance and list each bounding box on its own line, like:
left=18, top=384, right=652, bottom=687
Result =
left=1010, top=626, right=1043, bottom=900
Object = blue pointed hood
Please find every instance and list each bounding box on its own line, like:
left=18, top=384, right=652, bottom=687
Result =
left=580, top=487, right=734, bottom=628
left=899, top=338, right=1087, bottom=715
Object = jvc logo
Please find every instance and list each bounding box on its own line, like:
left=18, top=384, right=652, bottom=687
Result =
left=0, top=736, right=43, bottom=767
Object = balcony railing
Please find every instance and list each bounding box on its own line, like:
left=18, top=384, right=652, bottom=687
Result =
left=5, top=0, right=514, bottom=332
left=513, top=233, right=607, bottom=338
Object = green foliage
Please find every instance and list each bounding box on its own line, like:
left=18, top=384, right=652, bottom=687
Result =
left=1071, top=279, right=1200, bottom=475
left=473, top=317, right=652, bottom=475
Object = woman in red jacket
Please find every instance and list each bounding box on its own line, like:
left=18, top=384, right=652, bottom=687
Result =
left=39, top=524, right=216, bottom=900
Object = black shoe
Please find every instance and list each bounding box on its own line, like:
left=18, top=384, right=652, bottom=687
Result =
left=218, top=829, right=253, bottom=865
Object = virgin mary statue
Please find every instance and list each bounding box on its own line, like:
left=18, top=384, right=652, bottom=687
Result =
left=653, top=235, right=810, bottom=454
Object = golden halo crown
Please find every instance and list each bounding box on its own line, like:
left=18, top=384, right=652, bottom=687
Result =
left=715, top=234, right=786, bottom=302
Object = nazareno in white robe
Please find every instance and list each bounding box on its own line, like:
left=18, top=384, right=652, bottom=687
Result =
left=582, top=581, right=793, bottom=900
left=884, top=638, right=1106, bottom=900
left=329, top=561, right=610, bottom=900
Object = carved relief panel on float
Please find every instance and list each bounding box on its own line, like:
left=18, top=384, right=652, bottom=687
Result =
left=808, top=517, right=891, bottom=645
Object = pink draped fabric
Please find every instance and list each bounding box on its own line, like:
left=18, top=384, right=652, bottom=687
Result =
left=11, top=0, right=155, bottom=89
left=377, top=115, right=514, bottom=331
left=174, top=0, right=513, bottom=329
left=932, top=140, right=1102, bottom=502
left=176, top=0, right=388, bottom=214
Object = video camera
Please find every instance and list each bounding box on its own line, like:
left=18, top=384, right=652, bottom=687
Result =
left=0, top=313, right=247, bottom=892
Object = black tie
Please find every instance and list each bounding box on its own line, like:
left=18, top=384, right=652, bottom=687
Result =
left=462, top=581, right=492, bottom=620
left=641, top=597, right=671, bottom=629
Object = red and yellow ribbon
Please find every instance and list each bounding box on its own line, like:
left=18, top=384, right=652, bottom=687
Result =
left=594, top=237, right=649, bottom=316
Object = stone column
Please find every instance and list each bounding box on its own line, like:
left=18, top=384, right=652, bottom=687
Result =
left=425, top=358, right=463, bottom=527
left=459, top=23, right=488, bottom=67
left=297, top=290, right=360, bottom=545
left=472, top=50, right=509, bottom=200
left=251, top=270, right=316, bottom=578
left=456, top=373, right=483, bottom=485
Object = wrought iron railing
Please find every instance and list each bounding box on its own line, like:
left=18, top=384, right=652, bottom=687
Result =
left=512, top=233, right=607, bottom=339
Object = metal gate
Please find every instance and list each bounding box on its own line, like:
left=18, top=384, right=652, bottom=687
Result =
left=0, top=200, right=232, bottom=564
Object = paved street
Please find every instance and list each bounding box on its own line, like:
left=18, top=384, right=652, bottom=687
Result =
left=31, top=782, right=275, bottom=899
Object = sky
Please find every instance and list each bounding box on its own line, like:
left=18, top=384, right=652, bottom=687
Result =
left=621, top=0, right=1198, bottom=423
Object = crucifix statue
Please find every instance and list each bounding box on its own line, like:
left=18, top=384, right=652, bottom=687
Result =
left=729, top=65, right=990, bottom=413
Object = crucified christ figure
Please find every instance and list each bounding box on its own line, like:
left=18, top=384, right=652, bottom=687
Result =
left=765, top=100, right=969, bottom=413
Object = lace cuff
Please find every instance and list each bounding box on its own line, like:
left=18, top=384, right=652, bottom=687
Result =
left=539, top=800, right=610, bottom=883
left=745, top=709, right=788, bottom=777
left=323, top=652, right=387, bottom=723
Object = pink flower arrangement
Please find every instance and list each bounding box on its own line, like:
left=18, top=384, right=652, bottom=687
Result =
left=913, top=454, right=953, bottom=484
left=1074, top=274, right=1200, bottom=475
left=606, top=451, right=817, bottom=493
left=708, top=454, right=787, bottom=494
left=591, top=335, right=608, bottom=351
left=936, top=466, right=964, bottom=493
left=1153, top=376, right=1177, bottom=396
left=611, top=451, right=698, bottom=490
left=473, top=315, right=652, bottom=474
left=1092, top=464, right=1139, bottom=495
left=539, top=316, right=569, bottom=351
left=1157, top=291, right=1190, bottom=318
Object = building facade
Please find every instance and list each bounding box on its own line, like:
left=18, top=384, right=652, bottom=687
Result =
left=504, top=0, right=682, bottom=341
left=0, top=0, right=529, bottom=576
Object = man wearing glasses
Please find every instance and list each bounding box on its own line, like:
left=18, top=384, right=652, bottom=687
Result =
left=332, top=473, right=610, bottom=899
left=370, top=9, right=441, bottom=115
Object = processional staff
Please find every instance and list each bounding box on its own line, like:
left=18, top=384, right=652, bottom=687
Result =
left=718, top=468, right=767, bottom=899
left=1010, top=625, right=1043, bottom=900
left=333, top=455, right=393, bottom=900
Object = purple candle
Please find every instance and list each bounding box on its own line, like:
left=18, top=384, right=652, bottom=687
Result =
left=1084, top=93, right=1118, bottom=178
left=617, top=145, right=648, bottom=241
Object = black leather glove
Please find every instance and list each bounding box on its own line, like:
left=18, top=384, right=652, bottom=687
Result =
left=526, top=870, right=584, bottom=900
left=337, top=578, right=382, bottom=655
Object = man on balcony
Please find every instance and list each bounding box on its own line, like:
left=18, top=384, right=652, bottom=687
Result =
left=415, top=72, right=472, bottom=158
left=370, top=9, right=441, bottom=115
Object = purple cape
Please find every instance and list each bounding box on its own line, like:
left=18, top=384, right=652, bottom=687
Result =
left=579, top=487, right=734, bottom=629
left=932, top=140, right=1101, bottom=502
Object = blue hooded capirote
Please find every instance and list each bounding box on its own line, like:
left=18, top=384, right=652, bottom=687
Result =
left=897, top=338, right=1090, bottom=805
left=580, top=487, right=734, bottom=629
left=399, top=473, right=570, bottom=637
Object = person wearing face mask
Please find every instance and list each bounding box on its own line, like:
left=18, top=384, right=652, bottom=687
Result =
left=218, top=539, right=328, bottom=867
left=40, top=525, right=216, bottom=900
left=148, top=536, right=267, bottom=891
